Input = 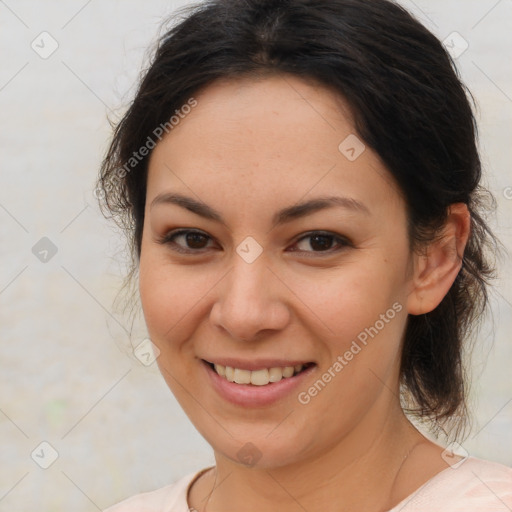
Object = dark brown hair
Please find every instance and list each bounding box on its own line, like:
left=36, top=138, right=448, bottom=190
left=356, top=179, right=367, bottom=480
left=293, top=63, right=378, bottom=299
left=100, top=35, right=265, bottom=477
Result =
left=97, top=0, right=499, bottom=439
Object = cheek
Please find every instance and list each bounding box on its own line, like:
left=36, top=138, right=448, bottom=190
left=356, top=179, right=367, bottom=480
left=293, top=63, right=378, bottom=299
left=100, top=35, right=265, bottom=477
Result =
left=287, top=258, right=405, bottom=343
left=138, top=251, right=204, bottom=350
left=138, top=247, right=232, bottom=366
left=289, top=257, right=408, bottom=405
left=294, top=265, right=407, bottom=416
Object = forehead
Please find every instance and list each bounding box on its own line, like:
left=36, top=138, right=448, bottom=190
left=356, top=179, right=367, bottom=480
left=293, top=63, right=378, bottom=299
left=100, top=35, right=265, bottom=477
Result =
left=146, top=74, right=403, bottom=221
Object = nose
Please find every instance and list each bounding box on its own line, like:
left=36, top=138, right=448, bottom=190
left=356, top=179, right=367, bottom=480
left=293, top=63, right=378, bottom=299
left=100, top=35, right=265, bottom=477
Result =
left=210, top=251, right=291, bottom=342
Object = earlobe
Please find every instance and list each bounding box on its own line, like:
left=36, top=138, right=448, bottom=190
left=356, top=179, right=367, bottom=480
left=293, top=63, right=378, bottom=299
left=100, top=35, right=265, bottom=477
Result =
left=406, top=203, right=471, bottom=315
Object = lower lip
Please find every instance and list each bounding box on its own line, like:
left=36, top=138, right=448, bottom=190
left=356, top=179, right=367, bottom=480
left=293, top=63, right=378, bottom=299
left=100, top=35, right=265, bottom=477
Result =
left=202, top=360, right=317, bottom=407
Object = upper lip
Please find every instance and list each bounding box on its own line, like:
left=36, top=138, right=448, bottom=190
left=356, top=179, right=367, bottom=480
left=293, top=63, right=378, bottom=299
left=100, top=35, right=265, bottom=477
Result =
left=202, top=358, right=315, bottom=371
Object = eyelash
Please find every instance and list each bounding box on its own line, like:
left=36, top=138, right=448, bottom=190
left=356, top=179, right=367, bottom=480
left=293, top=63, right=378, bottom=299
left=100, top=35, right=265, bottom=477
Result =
left=157, top=229, right=352, bottom=257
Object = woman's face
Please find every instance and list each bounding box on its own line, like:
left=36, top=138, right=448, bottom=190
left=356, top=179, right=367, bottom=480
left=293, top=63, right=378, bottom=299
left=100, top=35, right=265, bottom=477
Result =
left=139, top=74, right=418, bottom=469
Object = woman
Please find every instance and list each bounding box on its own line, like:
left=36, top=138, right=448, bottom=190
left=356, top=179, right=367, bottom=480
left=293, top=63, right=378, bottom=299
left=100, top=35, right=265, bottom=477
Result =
left=99, top=0, right=512, bottom=510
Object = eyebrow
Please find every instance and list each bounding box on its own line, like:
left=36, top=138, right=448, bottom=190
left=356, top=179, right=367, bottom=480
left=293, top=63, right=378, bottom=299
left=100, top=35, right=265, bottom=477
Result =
left=150, top=192, right=370, bottom=227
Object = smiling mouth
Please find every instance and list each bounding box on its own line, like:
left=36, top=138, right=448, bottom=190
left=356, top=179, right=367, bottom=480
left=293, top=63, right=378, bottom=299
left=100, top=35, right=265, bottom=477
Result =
left=203, top=360, right=316, bottom=386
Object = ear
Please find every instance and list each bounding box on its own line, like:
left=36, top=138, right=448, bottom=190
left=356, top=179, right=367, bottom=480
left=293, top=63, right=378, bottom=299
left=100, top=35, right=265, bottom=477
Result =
left=406, top=203, right=471, bottom=315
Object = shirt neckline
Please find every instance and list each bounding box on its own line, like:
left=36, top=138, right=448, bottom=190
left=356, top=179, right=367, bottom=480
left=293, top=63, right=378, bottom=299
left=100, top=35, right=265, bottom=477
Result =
left=184, top=458, right=473, bottom=511
left=186, top=465, right=216, bottom=511
left=385, top=456, right=474, bottom=511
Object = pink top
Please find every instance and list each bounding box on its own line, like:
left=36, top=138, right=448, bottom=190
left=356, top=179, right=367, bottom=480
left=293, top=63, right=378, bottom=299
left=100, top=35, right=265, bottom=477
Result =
left=103, top=457, right=512, bottom=511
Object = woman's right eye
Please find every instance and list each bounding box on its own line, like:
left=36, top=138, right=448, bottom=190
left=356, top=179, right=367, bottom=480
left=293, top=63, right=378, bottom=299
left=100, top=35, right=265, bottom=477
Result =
left=158, top=229, right=216, bottom=254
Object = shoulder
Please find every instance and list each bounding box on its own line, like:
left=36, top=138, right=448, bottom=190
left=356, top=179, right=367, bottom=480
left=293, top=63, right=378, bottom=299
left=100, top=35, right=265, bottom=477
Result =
left=395, top=457, right=512, bottom=511
left=445, top=456, right=512, bottom=492
left=459, top=457, right=512, bottom=499
left=102, top=467, right=213, bottom=512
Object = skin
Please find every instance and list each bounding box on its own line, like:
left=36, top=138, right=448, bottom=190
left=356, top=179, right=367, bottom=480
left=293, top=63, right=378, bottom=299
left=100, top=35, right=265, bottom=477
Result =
left=139, top=73, right=470, bottom=512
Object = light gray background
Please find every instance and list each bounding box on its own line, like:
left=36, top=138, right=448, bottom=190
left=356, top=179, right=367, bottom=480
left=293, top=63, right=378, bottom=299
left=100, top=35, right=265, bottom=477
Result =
left=0, top=1, right=511, bottom=510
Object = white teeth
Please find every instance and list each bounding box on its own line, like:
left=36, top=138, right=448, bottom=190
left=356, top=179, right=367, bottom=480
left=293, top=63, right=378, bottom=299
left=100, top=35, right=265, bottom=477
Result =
left=211, top=363, right=305, bottom=385
left=282, top=366, right=294, bottom=378
left=225, top=366, right=234, bottom=382
left=214, top=364, right=226, bottom=377
left=250, top=369, right=269, bottom=386
left=234, top=368, right=251, bottom=384
left=269, top=367, right=283, bottom=383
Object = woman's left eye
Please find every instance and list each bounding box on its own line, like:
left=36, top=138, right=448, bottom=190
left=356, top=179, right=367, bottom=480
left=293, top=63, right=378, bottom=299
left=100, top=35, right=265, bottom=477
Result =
left=158, top=229, right=351, bottom=256
left=289, top=232, right=351, bottom=255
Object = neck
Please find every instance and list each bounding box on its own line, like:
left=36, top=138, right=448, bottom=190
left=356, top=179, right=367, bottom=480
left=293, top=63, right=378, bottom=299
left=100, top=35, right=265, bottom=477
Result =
left=189, top=398, right=443, bottom=512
